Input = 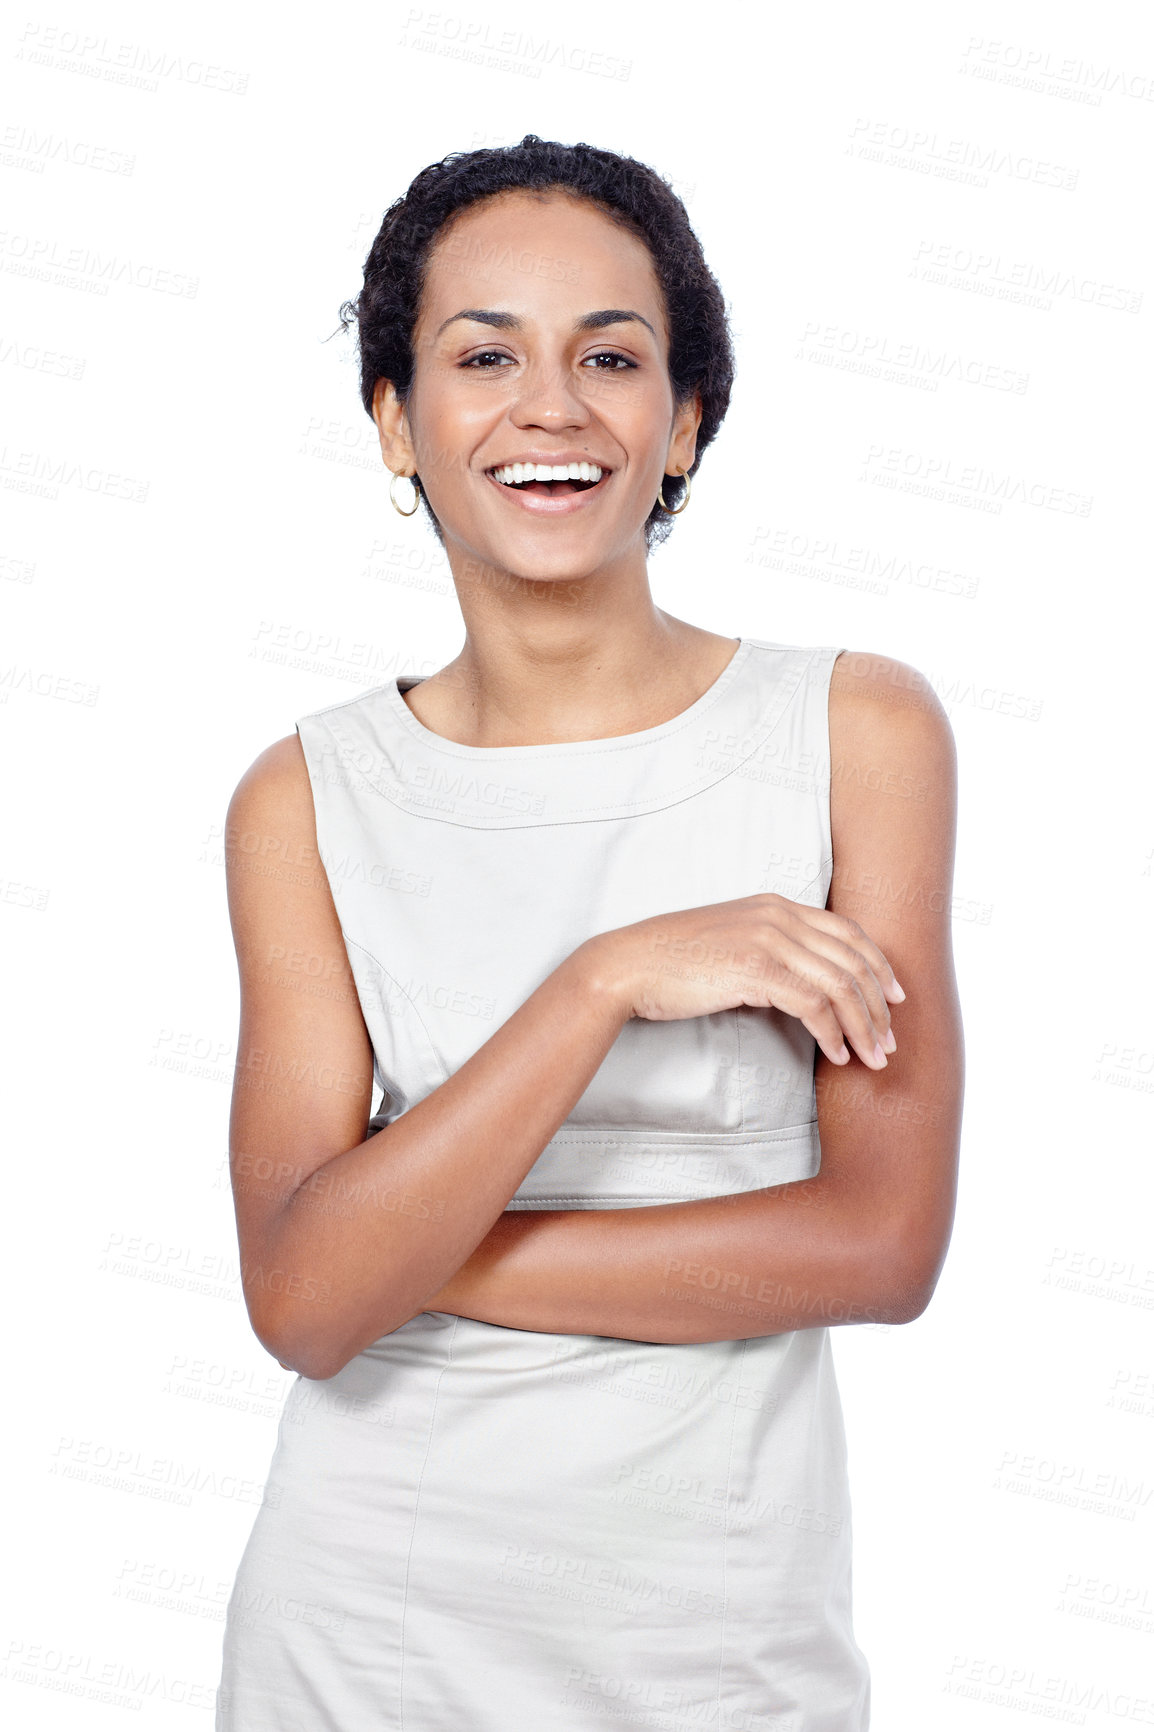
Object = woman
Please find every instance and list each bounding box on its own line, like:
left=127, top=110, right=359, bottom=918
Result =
left=217, top=136, right=963, bottom=1729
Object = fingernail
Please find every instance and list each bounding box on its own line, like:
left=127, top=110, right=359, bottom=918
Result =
left=836, top=1043, right=850, bottom=1064
left=873, top=1042, right=887, bottom=1067
left=891, top=979, right=906, bottom=1001
left=882, top=1028, right=897, bottom=1053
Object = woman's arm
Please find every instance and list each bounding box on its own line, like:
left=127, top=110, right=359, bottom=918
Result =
left=228, top=665, right=925, bottom=1381
left=224, top=734, right=633, bottom=1382
left=423, top=653, right=964, bottom=1343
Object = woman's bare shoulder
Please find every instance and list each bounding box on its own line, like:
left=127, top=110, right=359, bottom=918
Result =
left=229, top=731, right=308, bottom=808
left=826, top=648, right=957, bottom=869
left=224, top=732, right=324, bottom=907
left=828, top=648, right=955, bottom=762
left=226, top=732, right=315, bottom=842
left=829, top=646, right=939, bottom=706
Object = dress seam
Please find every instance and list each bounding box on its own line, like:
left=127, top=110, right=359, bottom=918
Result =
left=317, top=642, right=820, bottom=829
left=519, top=1124, right=817, bottom=1148
left=398, top=1313, right=461, bottom=1730
left=329, top=739, right=795, bottom=829
left=341, top=931, right=448, bottom=1086
left=505, top=1186, right=814, bottom=1204
left=793, top=853, right=833, bottom=903
left=716, top=1335, right=746, bottom=1720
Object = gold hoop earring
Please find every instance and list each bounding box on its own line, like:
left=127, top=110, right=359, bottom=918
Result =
left=389, top=471, right=421, bottom=517
left=657, top=467, right=691, bottom=515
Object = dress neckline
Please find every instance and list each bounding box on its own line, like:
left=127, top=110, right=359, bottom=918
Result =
left=305, top=639, right=835, bottom=828
left=387, top=637, right=751, bottom=760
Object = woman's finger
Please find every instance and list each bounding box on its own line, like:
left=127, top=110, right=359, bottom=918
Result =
left=760, top=907, right=896, bottom=1058
left=772, top=899, right=904, bottom=1003
left=749, top=932, right=890, bottom=1069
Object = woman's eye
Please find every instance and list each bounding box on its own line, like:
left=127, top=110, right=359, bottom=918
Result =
left=459, top=349, right=636, bottom=371
left=584, top=351, right=636, bottom=371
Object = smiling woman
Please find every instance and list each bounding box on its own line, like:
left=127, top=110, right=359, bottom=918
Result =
left=215, top=136, right=963, bottom=1730
left=364, top=184, right=709, bottom=605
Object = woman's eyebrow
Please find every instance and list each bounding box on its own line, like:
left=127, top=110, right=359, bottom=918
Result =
left=434, top=308, right=657, bottom=339
left=575, top=309, right=657, bottom=337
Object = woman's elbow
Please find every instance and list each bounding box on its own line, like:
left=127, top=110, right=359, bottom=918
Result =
left=876, top=1235, right=949, bottom=1325
left=245, top=1293, right=354, bottom=1383
left=252, top=1292, right=418, bottom=1381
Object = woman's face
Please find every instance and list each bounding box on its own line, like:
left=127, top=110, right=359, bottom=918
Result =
left=374, top=190, right=700, bottom=584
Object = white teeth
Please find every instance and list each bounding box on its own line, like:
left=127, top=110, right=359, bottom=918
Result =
left=490, top=462, right=604, bottom=486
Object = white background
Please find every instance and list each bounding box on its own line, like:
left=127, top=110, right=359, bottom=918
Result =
left=3, top=0, right=1152, bottom=1724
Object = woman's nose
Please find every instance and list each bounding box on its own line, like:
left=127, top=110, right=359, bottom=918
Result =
left=509, top=362, right=591, bottom=431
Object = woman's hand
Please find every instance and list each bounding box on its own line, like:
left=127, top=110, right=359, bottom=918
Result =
left=581, top=892, right=904, bottom=1071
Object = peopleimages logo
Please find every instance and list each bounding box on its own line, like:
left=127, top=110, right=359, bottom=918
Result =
left=847, top=117, right=1079, bottom=190
left=912, top=239, right=1143, bottom=314
left=15, top=22, right=249, bottom=94
left=959, top=36, right=1154, bottom=104
left=859, top=445, right=1093, bottom=518
left=396, top=10, right=632, bottom=81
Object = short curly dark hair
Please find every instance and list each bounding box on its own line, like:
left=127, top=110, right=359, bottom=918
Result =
left=337, top=135, right=735, bottom=550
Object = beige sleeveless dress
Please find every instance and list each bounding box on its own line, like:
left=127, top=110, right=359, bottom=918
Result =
left=217, top=636, right=871, bottom=1729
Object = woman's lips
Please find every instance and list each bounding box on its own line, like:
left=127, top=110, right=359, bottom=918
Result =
left=484, top=469, right=610, bottom=513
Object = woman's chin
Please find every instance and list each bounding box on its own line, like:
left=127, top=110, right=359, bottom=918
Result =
left=443, top=520, right=644, bottom=585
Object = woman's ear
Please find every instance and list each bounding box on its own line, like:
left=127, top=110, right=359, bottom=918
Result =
left=372, top=378, right=418, bottom=475
left=666, top=392, right=702, bottom=478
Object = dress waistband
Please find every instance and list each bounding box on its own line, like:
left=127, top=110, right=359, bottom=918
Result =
left=503, top=1120, right=820, bottom=1210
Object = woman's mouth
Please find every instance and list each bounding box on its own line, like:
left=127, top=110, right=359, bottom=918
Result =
left=486, top=461, right=608, bottom=499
